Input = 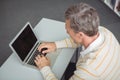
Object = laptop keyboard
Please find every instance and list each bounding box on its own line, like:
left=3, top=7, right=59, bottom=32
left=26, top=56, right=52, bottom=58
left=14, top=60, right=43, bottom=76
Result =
left=28, top=49, right=41, bottom=66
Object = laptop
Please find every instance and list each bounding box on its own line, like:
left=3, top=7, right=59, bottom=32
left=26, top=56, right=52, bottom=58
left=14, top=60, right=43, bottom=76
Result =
left=9, top=22, right=61, bottom=68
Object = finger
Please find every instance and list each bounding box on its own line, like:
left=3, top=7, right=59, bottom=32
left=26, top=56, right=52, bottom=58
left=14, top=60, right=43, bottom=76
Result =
left=44, top=56, right=49, bottom=61
left=34, top=60, right=38, bottom=64
left=40, top=55, right=46, bottom=59
left=38, top=55, right=41, bottom=58
left=34, top=60, right=41, bottom=68
left=38, top=45, right=48, bottom=52
left=35, top=56, right=40, bottom=61
left=42, top=49, right=51, bottom=54
left=42, top=52, right=47, bottom=56
left=45, top=56, right=49, bottom=60
left=38, top=46, right=43, bottom=51
left=38, top=43, right=45, bottom=50
left=41, top=54, right=44, bottom=58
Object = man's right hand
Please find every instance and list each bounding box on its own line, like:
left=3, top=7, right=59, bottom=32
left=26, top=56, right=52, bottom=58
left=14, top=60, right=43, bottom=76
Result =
left=38, top=42, right=56, bottom=54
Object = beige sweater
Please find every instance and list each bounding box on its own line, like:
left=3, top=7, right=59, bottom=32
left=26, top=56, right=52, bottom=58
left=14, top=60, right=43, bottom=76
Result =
left=40, top=26, right=120, bottom=80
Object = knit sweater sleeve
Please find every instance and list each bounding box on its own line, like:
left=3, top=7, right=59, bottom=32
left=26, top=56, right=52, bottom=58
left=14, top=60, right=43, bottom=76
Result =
left=40, top=66, right=58, bottom=80
left=55, top=38, right=78, bottom=48
left=40, top=65, right=98, bottom=80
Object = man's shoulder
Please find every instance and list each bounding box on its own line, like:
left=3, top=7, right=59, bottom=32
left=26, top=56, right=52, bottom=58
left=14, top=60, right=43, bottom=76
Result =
left=99, top=26, right=113, bottom=35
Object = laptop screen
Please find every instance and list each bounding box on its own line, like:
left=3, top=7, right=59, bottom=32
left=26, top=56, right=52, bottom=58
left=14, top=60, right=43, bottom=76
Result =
left=11, top=24, right=37, bottom=61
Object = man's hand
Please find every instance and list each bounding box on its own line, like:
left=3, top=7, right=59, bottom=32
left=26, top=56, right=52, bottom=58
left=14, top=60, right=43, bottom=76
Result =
left=34, top=55, right=50, bottom=69
left=38, top=42, right=56, bottom=54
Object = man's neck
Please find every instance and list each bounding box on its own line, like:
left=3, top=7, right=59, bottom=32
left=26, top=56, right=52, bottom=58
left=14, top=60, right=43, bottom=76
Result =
left=83, top=33, right=99, bottom=49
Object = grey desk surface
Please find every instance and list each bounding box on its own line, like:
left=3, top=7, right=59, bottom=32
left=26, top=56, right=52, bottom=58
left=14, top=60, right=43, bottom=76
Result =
left=0, top=18, right=75, bottom=80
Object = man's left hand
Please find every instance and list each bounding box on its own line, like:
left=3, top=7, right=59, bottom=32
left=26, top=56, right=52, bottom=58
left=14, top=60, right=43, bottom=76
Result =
left=34, top=55, right=50, bottom=69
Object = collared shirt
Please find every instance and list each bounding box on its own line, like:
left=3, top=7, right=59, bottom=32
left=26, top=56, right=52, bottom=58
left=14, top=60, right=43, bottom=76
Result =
left=80, top=29, right=104, bottom=58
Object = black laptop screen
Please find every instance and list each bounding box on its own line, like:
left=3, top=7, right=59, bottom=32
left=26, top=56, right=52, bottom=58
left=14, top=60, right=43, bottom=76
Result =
left=12, top=24, right=37, bottom=61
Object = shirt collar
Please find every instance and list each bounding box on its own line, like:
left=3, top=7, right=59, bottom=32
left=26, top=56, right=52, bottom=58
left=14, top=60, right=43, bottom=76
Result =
left=80, top=29, right=104, bottom=58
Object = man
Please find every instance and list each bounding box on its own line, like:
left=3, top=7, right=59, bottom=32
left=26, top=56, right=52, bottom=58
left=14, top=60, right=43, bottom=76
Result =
left=34, top=3, right=120, bottom=80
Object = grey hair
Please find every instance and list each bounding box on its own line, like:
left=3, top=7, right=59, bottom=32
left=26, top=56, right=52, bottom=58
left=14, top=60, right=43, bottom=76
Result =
left=65, top=3, right=100, bottom=36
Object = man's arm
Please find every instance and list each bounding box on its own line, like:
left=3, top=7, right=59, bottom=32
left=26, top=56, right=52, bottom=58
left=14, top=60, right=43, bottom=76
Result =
left=35, top=38, right=80, bottom=80
left=37, top=60, right=98, bottom=80
left=40, top=66, right=58, bottom=80
left=55, top=38, right=78, bottom=48
left=38, top=38, right=78, bottom=54
left=34, top=55, right=58, bottom=80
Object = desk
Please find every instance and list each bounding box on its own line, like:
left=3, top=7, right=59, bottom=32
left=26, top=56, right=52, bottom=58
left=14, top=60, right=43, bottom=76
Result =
left=0, top=18, right=75, bottom=80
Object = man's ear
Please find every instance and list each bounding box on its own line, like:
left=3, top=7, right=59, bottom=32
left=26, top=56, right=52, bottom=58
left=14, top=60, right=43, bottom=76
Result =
left=77, top=32, right=84, bottom=39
